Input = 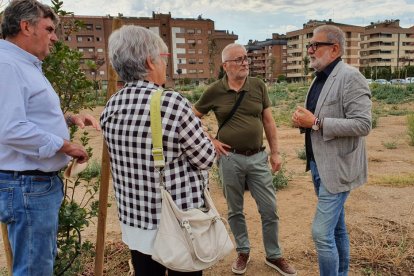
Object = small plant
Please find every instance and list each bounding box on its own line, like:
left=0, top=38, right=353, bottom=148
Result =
left=408, top=114, right=414, bottom=146
left=296, top=146, right=306, bottom=160
left=382, top=141, right=397, bottom=149
left=371, top=112, right=378, bottom=129
left=54, top=130, right=101, bottom=275
left=272, top=155, right=292, bottom=190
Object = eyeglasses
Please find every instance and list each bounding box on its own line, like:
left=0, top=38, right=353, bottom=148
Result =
left=306, top=42, right=335, bottom=52
left=225, top=55, right=251, bottom=65
left=159, top=53, right=170, bottom=65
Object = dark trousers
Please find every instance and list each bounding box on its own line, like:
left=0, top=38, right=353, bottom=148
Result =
left=130, top=250, right=203, bottom=276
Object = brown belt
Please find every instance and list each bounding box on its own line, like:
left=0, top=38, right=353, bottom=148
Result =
left=231, top=146, right=265, bottom=156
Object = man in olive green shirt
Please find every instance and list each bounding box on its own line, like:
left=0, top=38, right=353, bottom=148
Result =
left=193, top=43, right=296, bottom=276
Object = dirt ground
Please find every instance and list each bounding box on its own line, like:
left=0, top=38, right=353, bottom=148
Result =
left=1, top=107, right=413, bottom=275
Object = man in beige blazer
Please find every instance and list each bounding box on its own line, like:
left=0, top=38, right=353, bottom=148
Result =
left=292, top=25, right=372, bottom=276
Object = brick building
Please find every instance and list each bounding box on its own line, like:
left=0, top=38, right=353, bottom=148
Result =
left=246, top=33, right=288, bottom=83
left=59, top=12, right=237, bottom=87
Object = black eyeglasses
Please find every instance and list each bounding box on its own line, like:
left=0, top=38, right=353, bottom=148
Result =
left=306, top=42, right=335, bottom=52
left=225, top=56, right=251, bottom=65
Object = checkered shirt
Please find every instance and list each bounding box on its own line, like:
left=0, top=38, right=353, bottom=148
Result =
left=100, top=80, right=215, bottom=230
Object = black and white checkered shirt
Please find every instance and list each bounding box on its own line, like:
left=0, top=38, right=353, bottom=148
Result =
left=100, top=80, right=215, bottom=230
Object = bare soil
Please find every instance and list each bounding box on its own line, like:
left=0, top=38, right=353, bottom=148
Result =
left=1, top=108, right=413, bottom=275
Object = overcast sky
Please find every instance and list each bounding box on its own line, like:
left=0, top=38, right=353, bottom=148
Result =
left=24, top=1, right=414, bottom=43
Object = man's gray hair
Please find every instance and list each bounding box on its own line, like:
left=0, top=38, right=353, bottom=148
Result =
left=108, top=25, right=168, bottom=82
left=1, top=0, right=58, bottom=39
left=221, top=43, right=246, bottom=63
left=314, top=25, right=345, bottom=56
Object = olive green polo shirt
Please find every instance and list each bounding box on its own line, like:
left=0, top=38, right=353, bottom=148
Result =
left=195, top=75, right=271, bottom=151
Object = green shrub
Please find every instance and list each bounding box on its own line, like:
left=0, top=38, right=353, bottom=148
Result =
left=272, top=155, right=292, bottom=190
left=296, top=146, right=307, bottom=160
left=382, top=141, right=397, bottom=149
left=371, top=112, right=378, bottom=129
left=407, top=114, right=414, bottom=146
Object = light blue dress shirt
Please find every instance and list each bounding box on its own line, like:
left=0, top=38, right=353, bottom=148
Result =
left=0, top=39, right=70, bottom=171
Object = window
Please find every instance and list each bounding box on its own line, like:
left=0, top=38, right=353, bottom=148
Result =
left=196, top=29, right=202, bottom=34
left=197, top=39, right=202, bottom=44
left=198, top=69, right=204, bottom=73
left=88, top=48, right=94, bottom=52
left=198, top=49, right=203, bottom=54
left=189, top=59, right=197, bottom=64
left=65, top=36, right=71, bottom=41
left=189, top=69, right=197, bottom=74
left=97, top=48, right=103, bottom=53
left=78, top=48, right=84, bottom=52
left=77, top=36, right=83, bottom=42
left=187, top=39, right=195, bottom=44
left=187, top=29, right=195, bottom=34
left=198, top=59, right=204, bottom=64
left=85, top=24, right=93, bottom=30
left=188, top=49, right=196, bottom=54
left=96, top=37, right=102, bottom=42
left=96, top=25, right=102, bottom=30
left=100, top=71, right=105, bottom=75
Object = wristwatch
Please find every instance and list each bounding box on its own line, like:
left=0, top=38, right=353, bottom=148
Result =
left=312, top=117, right=321, bottom=131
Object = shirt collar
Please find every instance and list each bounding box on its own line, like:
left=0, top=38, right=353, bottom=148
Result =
left=221, top=74, right=250, bottom=92
left=0, top=39, right=41, bottom=67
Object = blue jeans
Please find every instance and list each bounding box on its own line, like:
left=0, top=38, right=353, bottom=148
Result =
left=0, top=171, right=64, bottom=276
left=218, top=151, right=281, bottom=259
left=310, top=161, right=350, bottom=276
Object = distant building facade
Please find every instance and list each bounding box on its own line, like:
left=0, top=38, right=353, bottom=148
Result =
left=59, top=12, right=237, bottom=87
left=246, top=33, right=287, bottom=82
left=285, top=19, right=364, bottom=82
left=360, top=19, right=414, bottom=78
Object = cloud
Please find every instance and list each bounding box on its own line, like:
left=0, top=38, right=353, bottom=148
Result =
left=35, top=0, right=414, bottom=44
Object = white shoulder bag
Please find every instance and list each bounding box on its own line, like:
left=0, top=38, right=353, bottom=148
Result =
left=150, top=89, right=234, bottom=272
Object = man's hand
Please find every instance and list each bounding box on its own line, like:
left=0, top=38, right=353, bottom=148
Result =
left=59, top=140, right=89, bottom=163
left=269, top=152, right=281, bottom=173
left=292, top=106, right=316, bottom=128
left=212, top=138, right=231, bottom=157
left=68, top=114, right=101, bottom=130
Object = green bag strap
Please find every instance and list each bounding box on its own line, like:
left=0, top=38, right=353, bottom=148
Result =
left=150, top=89, right=165, bottom=168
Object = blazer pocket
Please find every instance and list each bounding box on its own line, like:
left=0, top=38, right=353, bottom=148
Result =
left=337, top=145, right=363, bottom=184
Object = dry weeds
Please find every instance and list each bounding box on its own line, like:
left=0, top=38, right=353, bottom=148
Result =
left=349, top=208, right=414, bottom=275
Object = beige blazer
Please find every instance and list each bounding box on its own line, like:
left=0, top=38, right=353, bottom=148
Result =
left=307, top=61, right=372, bottom=194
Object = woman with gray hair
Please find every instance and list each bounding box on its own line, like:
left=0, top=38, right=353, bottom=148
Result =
left=100, top=25, right=215, bottom=275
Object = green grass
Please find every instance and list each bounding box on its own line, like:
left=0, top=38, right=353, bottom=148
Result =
left=382, top=141, right=397, bottom=149
left=369, top=173, right=414, bottom=187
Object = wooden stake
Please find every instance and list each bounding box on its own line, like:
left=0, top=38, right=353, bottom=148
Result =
left=1, top=223, right=13, bottom=276
left=94, top=17, right=123, bottom=276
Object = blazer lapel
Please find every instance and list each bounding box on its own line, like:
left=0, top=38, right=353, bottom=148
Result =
left=314, top=61, right=343, bottom=116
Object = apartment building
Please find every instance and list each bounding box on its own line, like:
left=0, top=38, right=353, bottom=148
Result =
left=246, top=33, right=287, bottom=82
left=59, top=12, right=237, bottom=87
left=360, top=19, right=414, bottom=76
left=286, top=20, right=364, bottom=82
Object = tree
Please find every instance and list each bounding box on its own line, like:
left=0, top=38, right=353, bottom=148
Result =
left=85, top=55, right=105, bottom=101
left=43, top=1, right=100, bottom=275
